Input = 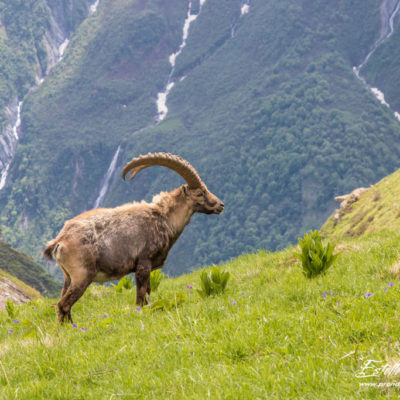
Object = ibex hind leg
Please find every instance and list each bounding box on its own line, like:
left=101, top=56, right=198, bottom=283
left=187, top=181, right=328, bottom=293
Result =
left=57, top=268, right=94, bottom=324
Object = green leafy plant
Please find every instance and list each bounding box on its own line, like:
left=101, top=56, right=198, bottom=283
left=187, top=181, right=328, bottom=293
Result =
left=197, top=266, right=230, bottom=298
left=295, top=230, right=338, bottom=279
left=150, top=292, right=186, bottom=311
left=6, top=299, right=17, bottom=319
left=150, top=269, right=166, bottom=293
left=111, top=275, right=134, bottom=292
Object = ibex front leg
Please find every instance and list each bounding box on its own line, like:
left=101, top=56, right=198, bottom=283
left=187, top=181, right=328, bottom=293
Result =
left=135, top=261, right=152, bottom=306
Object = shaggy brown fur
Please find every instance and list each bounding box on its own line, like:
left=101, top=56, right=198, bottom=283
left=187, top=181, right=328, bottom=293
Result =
left=44, top=184, right=223, bottom=323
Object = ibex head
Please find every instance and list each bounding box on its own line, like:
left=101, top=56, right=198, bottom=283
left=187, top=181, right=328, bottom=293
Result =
left=122, top=152, right=224, bottom=215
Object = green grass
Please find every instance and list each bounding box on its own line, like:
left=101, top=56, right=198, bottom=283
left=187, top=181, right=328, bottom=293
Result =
left=2, top=232, right=400, bottom=398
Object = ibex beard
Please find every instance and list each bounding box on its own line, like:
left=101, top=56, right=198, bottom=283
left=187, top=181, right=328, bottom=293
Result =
left=43, top=152, right=224, bottom=323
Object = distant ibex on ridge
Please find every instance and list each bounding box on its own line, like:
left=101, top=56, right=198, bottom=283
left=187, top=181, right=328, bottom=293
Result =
left=44, top=152, right=224, bottom=323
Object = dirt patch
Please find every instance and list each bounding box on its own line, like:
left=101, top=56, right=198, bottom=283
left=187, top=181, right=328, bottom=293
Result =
left=0, top=277, right=32, bottom=309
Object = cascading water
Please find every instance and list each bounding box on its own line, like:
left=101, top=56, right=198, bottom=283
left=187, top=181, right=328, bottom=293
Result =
left=0, top=101, right=22, bottom=190
left=231, top=0, right=250, bottom=38
left=0, top=0, right=101, bottom=192
left=93, top=146, right=121, bottom=208
left=353, top=0, right=400, bottom=121
left=156, top=0, right=207, bottom=123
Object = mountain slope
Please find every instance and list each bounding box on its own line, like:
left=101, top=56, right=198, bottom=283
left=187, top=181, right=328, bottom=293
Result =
left=2, top=0, right=400, bottom=276
left=0, top=268, right=41, bottom=310
left=0, top=240, right=61, bottom=297
left=321, top=167, right=400, bottom=240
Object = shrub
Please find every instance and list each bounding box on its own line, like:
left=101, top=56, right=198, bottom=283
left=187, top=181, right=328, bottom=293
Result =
left=295, top=230, right=338, bottom=279
left=197, top=266, right=230, bottom=298
left=111, top=275, right=134, bottom=292
left=150, top=269, right=165, bottom=293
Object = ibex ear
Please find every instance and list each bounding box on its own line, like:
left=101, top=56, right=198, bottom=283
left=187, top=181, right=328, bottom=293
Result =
left=182, top=185, right=189, bottom=197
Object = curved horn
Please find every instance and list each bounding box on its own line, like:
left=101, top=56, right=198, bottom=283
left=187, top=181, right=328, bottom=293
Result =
left=122, top=152, right=204, bottom=188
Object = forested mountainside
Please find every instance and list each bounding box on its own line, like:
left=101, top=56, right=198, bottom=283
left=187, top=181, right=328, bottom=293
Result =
left=1, top=0, right=400, bottom=277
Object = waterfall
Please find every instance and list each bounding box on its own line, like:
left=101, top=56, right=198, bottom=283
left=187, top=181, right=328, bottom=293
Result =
left=93, top=146, right=121, bottom=208
left=231, top=0, right=250, bottom=38
left=0, top=101, right=22, bottom=190
left=353, top=0, right=400, bottom=121
left=156, top=0, right=207, bottom=123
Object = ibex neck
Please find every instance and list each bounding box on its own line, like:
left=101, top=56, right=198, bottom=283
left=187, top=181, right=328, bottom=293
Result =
left=152, top=188, right=193, bottom=237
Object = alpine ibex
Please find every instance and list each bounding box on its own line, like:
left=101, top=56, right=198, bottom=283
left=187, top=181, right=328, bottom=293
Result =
left=44, top=153, right=224, bottom=323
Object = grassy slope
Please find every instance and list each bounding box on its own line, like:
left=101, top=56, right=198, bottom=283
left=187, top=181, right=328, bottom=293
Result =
left=0, top=240, right=61, bottom=297
left=1, top=231, right=400, bottom=398
left=321, top=168, right=400, bottom=240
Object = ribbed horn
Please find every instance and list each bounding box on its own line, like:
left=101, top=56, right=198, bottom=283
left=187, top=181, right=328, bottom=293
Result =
left=122, top=152, right=204, bottom=189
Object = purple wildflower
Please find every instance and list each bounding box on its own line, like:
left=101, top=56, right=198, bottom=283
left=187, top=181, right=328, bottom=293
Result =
left=329, top=290, right=333, bottom=295
left=385, top=288, right=388, bottom=292
left=13, top=319, right=19, bottom=324
left=106, top=291, right=110, bottom=295
left=81, top=327, right=88, bottom=332
left=240, top=292, right=245, bottom=296
left=322, top=292, right=327, bottom=298
left=8, top=329, right=13, bottom=335
left=336, top=302, right=341, bottom=306
left=136, top=307, right=141, bottom=311
left=186, top=285, right=193, bottom=290
left=102, top=314, right=108, bottom=318
left=389, top=282, right=394, bottom=288
left=72, top=323, right=78, bottom=328
left=231, top=301, right=236, bottom=305
left=184, top=313, right=188, bottom=316
left=364, top=292, right=373, bottom=298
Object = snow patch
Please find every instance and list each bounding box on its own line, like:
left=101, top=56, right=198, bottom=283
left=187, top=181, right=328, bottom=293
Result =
left=89, top=0, right=100, bottom=15
left=370, top=87, right=390, bottom=107
left=241, top=4, right=250, bottom=15
left=58, top=38, right=69, bottom=59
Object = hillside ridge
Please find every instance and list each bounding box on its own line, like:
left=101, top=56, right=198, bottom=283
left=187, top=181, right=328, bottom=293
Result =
left=322, top=167, right=400, bottom=240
